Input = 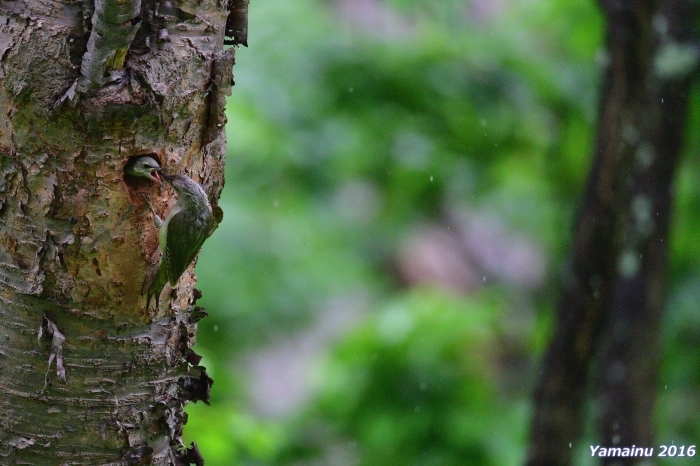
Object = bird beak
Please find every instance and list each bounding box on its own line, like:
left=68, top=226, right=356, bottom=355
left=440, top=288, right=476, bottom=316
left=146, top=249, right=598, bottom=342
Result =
left=151, top=169, right=163, bottom=185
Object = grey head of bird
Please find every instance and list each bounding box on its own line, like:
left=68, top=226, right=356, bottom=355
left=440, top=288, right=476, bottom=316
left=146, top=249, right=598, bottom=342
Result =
left=161, top=173, right=208, bottom=201
left=124, top=156, right=163, bottom=185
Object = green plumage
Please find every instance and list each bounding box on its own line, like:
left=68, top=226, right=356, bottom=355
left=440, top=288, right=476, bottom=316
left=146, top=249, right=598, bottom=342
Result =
left=146, top=173, right=216, bottom=309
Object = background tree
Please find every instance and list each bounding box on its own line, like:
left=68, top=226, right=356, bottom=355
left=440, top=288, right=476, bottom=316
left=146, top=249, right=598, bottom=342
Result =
left=0, top=0, right=241, bottom=463
left=528, top=1, right=699, bottom=463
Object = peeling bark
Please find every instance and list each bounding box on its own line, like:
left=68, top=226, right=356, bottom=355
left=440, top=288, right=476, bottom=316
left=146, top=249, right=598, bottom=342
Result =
left=0, top=0, right=237, bottom=463
left=76, top=0, right=143, bottom=92
left=526, top=0, right=698, bottom=464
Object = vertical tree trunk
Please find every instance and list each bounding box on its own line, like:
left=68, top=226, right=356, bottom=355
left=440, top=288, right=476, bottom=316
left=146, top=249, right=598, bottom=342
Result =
left=0, top=0, right=236, bottom=463
left=527, top=0, right=698, bottom=464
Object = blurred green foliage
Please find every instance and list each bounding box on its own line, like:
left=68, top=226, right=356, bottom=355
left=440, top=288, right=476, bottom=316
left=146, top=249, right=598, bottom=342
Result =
left=184, top=0, right=700, bottom=464
left=274, top=290, right=529, bottom=466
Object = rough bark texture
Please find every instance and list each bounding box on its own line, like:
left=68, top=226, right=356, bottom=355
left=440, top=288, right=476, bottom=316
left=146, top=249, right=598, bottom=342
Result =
left=527, top=0, right=698, bottom=464
left=0, top=0, right=234, bottom=463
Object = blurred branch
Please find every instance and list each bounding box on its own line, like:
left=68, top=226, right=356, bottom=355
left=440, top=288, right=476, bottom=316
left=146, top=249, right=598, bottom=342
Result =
left=527, top=0, right=699, bottom=464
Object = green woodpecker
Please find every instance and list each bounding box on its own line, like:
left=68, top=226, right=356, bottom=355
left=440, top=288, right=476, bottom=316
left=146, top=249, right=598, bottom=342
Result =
left=145, top=172, right=216, bottom=308
left=124, top=156, right=163, bottom=184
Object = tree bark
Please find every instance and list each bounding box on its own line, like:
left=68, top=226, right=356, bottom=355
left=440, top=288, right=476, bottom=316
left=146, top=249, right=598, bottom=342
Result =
left=0, top=0, right=235, bottom=463
left=527, top=0, right=698, bottom=464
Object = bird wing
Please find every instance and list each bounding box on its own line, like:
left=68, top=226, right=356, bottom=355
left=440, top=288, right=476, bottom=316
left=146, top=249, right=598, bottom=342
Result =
left=164, top=208, right=210, bottom=285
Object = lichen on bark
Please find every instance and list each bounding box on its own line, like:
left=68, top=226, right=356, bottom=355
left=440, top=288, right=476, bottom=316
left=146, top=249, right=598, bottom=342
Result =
left=0, top=0, right=237, bottom=463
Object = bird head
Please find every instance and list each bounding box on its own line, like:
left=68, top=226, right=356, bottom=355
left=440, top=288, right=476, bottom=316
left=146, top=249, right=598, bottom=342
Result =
left=162, top=173, right=198, bottom=195
left=124, top=156, right=163, bottom=185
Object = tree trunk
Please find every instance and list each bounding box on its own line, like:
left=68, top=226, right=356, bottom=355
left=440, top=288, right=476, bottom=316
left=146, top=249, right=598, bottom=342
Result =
left=0, top=0, right=236, bottom=463
left=527, top=0, right=698, bottom=464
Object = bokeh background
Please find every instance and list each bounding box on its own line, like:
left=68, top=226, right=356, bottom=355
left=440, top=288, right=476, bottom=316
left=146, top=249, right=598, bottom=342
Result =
left=183, top=0, right=700, bottom=464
